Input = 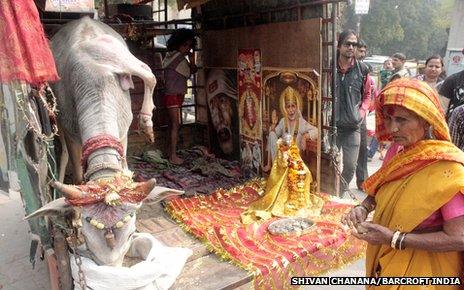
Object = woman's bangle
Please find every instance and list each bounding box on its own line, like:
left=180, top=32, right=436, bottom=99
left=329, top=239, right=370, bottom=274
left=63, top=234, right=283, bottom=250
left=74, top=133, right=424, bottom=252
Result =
left=398, top=233, right=407, bottom=250
left=355, top=204, right=370, bottom=213
left=391, top=231, right=401, bottom=249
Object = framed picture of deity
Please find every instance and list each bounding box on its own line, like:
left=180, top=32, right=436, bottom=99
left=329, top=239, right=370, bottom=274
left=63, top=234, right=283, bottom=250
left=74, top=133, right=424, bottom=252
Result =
left=205, top=68, right=240, bottom=161
left=238, top=49, right=263, bottom=177
left=261, top=70, right=321, bottom=191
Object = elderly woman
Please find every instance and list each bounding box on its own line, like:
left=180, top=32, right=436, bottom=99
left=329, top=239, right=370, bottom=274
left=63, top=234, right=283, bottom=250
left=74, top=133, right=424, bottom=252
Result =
left=342, top=79, right=464, bottom=282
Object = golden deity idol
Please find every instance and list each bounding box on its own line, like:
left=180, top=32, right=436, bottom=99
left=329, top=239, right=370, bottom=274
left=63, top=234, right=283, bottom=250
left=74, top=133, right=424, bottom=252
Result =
left=241, top=134, right=323, bottom=224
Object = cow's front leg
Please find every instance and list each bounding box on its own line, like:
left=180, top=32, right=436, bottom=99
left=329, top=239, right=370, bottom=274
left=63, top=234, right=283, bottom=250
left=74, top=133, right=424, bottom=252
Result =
left=64, top=135, right=84, bottom=184
left=138, top=77, right=155, bottom=143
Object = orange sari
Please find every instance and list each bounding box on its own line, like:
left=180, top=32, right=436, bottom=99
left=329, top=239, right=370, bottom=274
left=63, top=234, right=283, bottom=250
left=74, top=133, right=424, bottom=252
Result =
left=362, top=79, right=464, bottom=289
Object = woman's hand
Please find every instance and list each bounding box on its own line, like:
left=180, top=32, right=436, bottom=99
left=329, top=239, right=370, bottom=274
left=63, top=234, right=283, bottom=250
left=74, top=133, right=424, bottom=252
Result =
left=341, top=205, right=368, bottom=228
left=351, top=222, right=394, bottom=245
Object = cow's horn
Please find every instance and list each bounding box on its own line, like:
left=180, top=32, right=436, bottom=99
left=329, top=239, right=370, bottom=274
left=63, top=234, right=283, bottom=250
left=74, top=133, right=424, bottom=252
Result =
left=50, top=181, right=83, bottom=200
left=135, top=178, right=157, bottom=196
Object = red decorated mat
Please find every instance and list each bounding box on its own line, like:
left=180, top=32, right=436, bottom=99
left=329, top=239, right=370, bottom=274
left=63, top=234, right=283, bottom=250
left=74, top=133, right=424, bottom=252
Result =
left=165, top=180, right=366, bottom=289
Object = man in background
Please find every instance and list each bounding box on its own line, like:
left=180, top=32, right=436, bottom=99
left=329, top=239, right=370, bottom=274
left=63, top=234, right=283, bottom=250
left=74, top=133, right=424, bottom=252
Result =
left=355, top=40, right=372, bottom=71
left=449, top=104, right=464, bottom=151
left=439, top=50, right=464, bottom=151
left=439, top=69, right=464, bottom=120
left=389, top=52, right=411, bottom=82
left=335, top=30, right=371, bottom=194
left=354, top=40, right=375, bottom=190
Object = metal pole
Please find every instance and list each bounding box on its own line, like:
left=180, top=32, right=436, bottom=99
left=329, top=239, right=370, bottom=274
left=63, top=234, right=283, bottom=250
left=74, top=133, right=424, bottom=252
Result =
left=330, top=3, right=338, bottom=148
left=164, top=0, right=168, bottom=26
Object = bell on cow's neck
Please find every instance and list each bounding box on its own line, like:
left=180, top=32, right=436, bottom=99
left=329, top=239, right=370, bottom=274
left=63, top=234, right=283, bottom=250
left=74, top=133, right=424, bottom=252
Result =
left=105, top=229, right=116, bottom=249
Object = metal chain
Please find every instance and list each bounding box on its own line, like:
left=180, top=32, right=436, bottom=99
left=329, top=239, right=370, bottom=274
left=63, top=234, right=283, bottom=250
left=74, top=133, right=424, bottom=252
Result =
left=73, top=248, right=87, bottom=290
left=33, top=84, right=58, bottom=136
left=17, top=83, right=83, bottom=287
left=15, top=87, right=57, bottom=143
left=67, top=230, right=87, bottom=289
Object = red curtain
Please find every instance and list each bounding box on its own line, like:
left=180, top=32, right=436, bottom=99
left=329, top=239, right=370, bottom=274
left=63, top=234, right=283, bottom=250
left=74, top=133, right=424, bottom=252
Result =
left=0, top=0, right=59, bottom=84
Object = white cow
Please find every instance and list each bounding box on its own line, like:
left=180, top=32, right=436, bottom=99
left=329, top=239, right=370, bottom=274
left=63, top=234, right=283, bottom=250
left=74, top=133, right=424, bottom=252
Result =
left=27, top=17, right=180, bottom=267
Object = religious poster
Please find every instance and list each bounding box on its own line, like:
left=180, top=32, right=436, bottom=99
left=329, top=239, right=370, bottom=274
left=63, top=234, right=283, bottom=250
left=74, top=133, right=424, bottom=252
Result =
left=238, top=49, right=262, bottom=140
left=238, top=49, right=262, bottom=177
left=205, top=69, right=240, bottom=160
left=447, top=49, right=464, bottom=76
left=261, top=70, right=320, bottom=179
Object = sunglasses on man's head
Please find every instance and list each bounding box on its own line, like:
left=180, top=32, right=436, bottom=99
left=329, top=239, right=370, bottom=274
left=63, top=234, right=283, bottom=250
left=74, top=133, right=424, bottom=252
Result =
left=343, top=41, right=358, bottom=47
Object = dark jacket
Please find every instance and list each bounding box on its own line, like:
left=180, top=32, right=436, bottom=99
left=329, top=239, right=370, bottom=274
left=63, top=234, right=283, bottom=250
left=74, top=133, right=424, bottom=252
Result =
left=336, top=60, right=369, bottom=130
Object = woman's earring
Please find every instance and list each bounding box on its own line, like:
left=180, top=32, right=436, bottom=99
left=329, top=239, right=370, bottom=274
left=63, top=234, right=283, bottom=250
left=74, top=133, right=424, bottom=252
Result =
left=426, top=126, right=434, bottom=139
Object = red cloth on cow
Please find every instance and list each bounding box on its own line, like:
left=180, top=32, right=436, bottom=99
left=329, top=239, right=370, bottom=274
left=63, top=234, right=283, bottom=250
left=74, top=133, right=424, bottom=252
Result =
left=0, top=0, right=59, bottom=84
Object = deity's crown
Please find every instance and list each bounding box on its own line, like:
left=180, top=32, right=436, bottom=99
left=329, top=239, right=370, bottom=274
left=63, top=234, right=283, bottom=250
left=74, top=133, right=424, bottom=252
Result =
left=280, top=86, right=302, bottom=115
left=282, top=87, right=299, bottom=105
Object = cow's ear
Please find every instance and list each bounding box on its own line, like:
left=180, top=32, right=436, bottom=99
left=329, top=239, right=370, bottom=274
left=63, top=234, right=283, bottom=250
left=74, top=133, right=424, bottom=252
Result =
left=144, top=186, right=184, bottom=204
left=118, top=73, right=134, bottom=91
left=24, top=198, right=73, bottom=220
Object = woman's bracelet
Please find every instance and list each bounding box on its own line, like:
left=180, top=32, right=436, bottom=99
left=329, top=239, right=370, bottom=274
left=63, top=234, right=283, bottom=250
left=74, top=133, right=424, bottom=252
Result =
left=390, top=231, right=407, bottom=250
left=391, top=231, right=401, bottom=249
left=398, top=233, right=407, bottom=250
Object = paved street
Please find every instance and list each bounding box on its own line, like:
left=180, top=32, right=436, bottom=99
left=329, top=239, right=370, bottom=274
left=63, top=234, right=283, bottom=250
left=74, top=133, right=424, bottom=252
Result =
left=0, top=153, right=383, bottom=290
left=0, top=189, right=50, bottom=290
left=304, top=153, right=383, bottom=290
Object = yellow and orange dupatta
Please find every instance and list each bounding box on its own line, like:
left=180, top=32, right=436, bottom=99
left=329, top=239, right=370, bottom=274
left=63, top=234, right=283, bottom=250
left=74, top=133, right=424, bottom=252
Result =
left=362, top=79, right=464, bottom=288
left=364, top=141, right=464, bottom=289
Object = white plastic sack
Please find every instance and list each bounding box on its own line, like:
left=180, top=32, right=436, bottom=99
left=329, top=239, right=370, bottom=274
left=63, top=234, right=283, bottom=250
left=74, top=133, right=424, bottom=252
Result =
left=71, top=233, right=192, bottom=290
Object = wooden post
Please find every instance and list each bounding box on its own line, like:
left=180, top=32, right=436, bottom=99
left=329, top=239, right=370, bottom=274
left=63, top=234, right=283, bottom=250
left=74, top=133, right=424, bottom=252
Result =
left=54, top=230, right=73, bottom=290
left=45, top=249, right=60, bottom=290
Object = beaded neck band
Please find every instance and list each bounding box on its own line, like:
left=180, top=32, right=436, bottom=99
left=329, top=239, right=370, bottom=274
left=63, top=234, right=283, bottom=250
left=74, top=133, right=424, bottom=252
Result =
left=81, top=134, right=124, bottom=173
left=85, top=212, right=135, bottom=230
